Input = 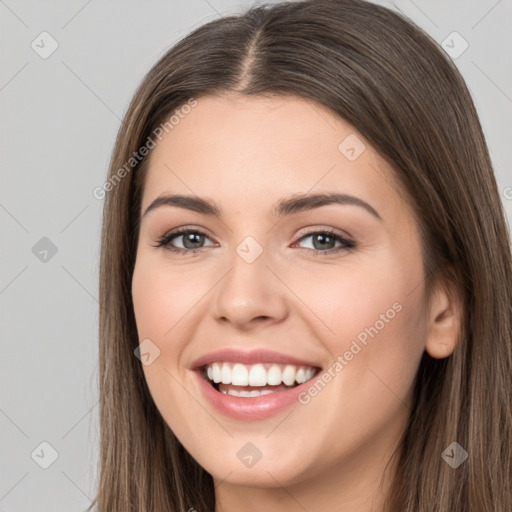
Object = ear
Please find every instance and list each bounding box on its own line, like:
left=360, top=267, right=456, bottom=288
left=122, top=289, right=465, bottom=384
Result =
left=424, top=280, right=463, bottom=359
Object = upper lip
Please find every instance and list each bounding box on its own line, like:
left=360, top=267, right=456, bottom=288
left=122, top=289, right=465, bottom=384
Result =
left=191, top=348, right=322, bottom=370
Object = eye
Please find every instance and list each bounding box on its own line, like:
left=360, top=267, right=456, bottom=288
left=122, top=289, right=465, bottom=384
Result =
left=153, top=228, right=216, bottom=254
left=153, top=227, right=356, bottom=255
left=293, top=229, right=356, bottom=254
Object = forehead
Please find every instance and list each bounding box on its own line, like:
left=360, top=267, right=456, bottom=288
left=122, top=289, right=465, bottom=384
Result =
left=140, top=93, right=407, bottom=222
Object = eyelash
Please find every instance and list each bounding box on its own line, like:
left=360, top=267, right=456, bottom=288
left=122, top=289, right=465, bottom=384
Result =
left=153, top=227, right=357, bottom=256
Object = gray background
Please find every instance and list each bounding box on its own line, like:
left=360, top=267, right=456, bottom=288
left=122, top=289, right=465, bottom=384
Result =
left=0, top=1, right=511, bottom=511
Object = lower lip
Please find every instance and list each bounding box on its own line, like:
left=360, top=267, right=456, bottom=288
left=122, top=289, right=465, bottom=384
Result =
left=193, top=370, right=321, bottom=421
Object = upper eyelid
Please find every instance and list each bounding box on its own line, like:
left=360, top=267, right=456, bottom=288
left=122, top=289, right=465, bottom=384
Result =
left=162, top=225, right=351, bottom=238
left=162, top=226, right=218, bottom=243
left=295, top=226, right=353, bottom=240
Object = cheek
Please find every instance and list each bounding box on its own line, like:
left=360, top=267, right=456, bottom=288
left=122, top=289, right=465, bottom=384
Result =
left=131, top=258, right=189, bottom=402
left=271, top=257, right=427, bottom=473
left=131, top=255, right=206, bottom=344
left=287, top=251, right=425, bottom=347
left=131, top=258, right=209, bottom=443
left=131, top=254, right=214, bottom=400
left=287, top=249, right=427, bottom=406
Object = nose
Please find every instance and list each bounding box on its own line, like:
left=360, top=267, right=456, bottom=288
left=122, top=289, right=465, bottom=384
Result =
left=213, top=245, right=289, bottom=330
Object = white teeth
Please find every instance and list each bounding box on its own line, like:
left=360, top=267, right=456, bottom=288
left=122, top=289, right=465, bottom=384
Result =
left=232, top=363, right=249, bottom=386
left=267, top=364, right=282, bottom=385
left=212, top=363, right=222, bottom=383
left=223, top=388, right=276, bottom=397
left=204, top=362, right=317, bottom=387
left=221, top=363, right=231, bottom=384
left=282, top=365, right=296, bottom=386
left=248, top=364, right=267, bottom=386
left=296, top=367, right=306, bottom=384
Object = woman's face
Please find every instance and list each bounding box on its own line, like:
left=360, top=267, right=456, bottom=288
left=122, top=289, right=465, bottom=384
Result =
left=132, top=93, right=430, bottom=498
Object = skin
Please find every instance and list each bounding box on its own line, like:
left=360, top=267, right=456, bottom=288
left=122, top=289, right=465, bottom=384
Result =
left=131, top=93, right=461, bottom=512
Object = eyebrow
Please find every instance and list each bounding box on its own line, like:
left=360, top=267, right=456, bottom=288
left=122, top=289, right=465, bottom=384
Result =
left=141, top=192, right=382, bottom=221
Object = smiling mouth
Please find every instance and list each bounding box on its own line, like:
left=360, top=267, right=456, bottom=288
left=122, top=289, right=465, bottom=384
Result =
left=201, top=362, right=322, bottom=397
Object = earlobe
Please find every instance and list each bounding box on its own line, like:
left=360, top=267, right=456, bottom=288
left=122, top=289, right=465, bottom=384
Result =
left=424, top=281, right=463, bottom=359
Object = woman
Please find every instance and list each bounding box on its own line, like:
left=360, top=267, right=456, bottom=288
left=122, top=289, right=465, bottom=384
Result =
left=90, top=0, right=512, bottom=510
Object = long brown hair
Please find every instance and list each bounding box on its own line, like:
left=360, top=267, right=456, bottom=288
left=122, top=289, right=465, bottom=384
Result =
left=90, top=0, right=512, bottom=510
